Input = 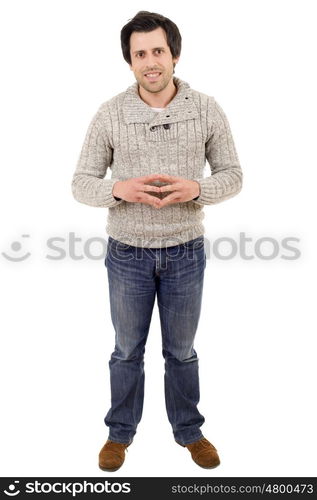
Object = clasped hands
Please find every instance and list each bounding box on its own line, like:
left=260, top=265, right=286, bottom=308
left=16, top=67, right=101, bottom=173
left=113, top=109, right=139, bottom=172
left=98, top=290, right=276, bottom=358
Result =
left=112, top=173, right=200, bottom=209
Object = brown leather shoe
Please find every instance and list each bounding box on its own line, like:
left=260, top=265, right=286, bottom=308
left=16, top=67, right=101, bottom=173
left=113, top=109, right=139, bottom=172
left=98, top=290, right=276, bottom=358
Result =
left=99, top=439, right=132, bottom=472
left=177, top=437, right=220, bottom=468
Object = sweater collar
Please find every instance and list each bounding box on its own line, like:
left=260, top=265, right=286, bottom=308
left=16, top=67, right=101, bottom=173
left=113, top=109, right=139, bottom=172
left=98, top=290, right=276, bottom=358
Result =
left=122, top=76, right=199, bottom=126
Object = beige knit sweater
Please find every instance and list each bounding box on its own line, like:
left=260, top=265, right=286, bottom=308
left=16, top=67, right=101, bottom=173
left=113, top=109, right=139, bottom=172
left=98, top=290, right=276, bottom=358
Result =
left=71, top=76, right=243, bottom=248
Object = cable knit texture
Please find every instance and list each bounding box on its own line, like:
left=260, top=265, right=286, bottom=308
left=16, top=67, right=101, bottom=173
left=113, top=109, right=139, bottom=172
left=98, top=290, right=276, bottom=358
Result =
left=71, top=76, right=243, bottom=247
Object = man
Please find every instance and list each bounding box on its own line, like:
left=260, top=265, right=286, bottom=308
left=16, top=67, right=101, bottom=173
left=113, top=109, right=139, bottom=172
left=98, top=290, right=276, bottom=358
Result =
left=71, top=11, right=243, bottom=472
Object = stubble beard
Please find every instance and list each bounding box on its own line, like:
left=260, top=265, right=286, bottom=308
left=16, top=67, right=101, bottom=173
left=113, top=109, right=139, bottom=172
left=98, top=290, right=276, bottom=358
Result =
left=136, top=67, right=174, bottom=94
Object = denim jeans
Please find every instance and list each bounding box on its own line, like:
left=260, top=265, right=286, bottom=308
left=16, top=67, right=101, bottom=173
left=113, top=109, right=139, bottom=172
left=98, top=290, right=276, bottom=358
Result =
left=103, top=235, right=206, bottom=446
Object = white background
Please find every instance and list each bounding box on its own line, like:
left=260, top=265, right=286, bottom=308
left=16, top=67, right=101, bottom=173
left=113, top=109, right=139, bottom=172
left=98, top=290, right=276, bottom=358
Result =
left=1, top=0, right=316, bottom=478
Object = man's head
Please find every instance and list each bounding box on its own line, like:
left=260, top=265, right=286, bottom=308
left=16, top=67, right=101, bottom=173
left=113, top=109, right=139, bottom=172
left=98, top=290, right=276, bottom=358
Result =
left=121, top=11, right=182, bottom=94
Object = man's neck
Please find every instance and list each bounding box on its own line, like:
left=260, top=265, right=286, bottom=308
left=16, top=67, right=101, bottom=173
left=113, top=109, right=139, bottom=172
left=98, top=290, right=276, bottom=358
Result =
left=138, top=77, right=178, bottom=108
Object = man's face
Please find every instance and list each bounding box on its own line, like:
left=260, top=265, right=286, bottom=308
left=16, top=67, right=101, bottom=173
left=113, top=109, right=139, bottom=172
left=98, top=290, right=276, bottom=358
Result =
left=129, top=27, right=180, bottom=94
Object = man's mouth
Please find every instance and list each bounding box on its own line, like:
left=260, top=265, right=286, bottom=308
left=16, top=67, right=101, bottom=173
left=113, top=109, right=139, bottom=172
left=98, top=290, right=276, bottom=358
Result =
left=144, top=72, right=162, bottom=81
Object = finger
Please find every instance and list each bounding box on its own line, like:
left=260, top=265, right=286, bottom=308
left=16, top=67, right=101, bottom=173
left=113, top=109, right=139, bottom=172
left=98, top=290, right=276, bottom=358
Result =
left=141, top=184, right=161, bottom=193
left=142, top=173, right=179, bottom=183
left=154, top=173, right=179, bottom=183
left=138, top=192, right=161, bottom=206
left=159, top=198, right=180, bottom=208
left=138, top=173, right=169, bottom=182
left=159, top=192, right=182, bottom=207
left=159, top=183, right=181, bottom=193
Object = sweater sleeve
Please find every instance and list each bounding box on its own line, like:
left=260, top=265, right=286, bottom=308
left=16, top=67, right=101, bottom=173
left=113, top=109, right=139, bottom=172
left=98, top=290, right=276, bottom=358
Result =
left=71, top=107, right=123, bottom=208
left=192, top=98, right=243, bottom=206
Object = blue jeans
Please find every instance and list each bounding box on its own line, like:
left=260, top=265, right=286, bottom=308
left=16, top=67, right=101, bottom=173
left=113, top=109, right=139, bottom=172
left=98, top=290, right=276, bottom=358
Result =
left=103, top=235, right=206, bottom=446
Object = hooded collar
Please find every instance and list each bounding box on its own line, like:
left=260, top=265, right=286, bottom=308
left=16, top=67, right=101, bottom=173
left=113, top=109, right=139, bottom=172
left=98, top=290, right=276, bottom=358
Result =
left=122, top=76, right=199, bottom=126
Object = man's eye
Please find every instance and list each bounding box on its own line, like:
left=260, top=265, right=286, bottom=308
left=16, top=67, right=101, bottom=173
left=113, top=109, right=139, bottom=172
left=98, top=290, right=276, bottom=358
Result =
left=136, top=50, right=162, bottom=57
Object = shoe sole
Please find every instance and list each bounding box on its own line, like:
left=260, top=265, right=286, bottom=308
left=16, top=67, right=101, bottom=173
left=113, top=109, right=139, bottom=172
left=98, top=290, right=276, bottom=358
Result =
left=99, top=464, right=121, bottom=472
left=194, top=459, right=221, bottom=469
left=98, top=441, right=132, bottom=472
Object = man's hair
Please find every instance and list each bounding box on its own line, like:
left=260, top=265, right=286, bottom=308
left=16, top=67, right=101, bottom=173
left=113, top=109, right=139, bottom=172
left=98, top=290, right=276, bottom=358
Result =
left=120, top=10, right=182, bottom=69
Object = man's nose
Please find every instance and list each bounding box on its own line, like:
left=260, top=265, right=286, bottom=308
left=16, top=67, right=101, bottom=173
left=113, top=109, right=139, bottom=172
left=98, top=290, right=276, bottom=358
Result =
left=144, top=53, right=157, bottom=68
